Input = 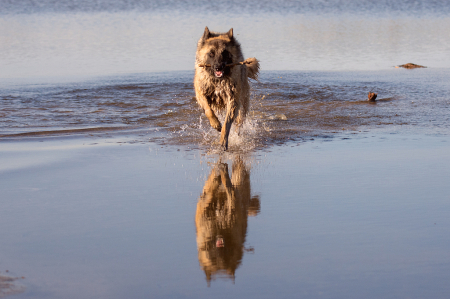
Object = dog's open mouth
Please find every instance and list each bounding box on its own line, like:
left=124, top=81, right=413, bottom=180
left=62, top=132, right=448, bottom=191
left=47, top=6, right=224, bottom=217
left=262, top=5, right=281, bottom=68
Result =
left=215, top=70, right=224, bottom=78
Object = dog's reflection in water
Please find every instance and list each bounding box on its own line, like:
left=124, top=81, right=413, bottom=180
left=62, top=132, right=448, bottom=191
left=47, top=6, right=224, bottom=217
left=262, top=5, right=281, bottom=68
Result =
left=195, top=157, right=260, bottom=285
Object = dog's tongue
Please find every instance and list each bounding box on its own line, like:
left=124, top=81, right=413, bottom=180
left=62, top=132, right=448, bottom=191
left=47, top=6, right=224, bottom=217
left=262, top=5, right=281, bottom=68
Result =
left=215, top=70, right=223, bottom=78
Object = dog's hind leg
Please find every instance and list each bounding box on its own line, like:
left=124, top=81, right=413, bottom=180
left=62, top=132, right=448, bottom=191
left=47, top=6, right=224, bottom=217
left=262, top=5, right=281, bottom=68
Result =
left=220, top=101, right=238, bottom=151
left=233, top=107, right=246, bottom=136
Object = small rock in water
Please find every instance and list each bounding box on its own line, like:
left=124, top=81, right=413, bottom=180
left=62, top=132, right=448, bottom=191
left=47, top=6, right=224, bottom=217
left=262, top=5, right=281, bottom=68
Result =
left=395, top=63, right=426, bottom=69
left=368, top=92, right=377, bottom=102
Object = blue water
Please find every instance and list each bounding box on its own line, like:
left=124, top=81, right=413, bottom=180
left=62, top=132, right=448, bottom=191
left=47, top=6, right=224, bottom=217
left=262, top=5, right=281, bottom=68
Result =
left=1, top=1, right=450, bottom=298
left=1, top=69, right=449, bottom=151
left=1, top=0, right=450, bottom=79
left=1, top=0, right=449, bottom=144
left=1, top=134, right=450, bottom=299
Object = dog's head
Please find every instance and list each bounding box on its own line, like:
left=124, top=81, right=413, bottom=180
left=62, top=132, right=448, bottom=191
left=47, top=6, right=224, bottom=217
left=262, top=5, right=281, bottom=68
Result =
left=197, top=27, right=240, bottom=79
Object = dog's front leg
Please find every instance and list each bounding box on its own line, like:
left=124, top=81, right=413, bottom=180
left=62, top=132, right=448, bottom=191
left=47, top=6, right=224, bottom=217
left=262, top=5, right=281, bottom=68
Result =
left=204, top=106, right=222, bottom=132
left=198, top=93, right=222, bottom=132
left=220, top=100, right=238, bottom=151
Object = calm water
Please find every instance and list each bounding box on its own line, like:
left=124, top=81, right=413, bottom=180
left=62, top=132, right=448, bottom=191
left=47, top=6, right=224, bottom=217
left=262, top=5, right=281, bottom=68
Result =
left=1, top=1, right=450, bottom=298
left=1, top=0, right=450, bottom=78
left=1, top=134, right=450, bottom=298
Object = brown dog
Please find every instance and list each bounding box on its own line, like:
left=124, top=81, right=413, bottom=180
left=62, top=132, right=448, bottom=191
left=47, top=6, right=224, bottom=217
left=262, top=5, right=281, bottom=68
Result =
left=194, top=27, right=259, bottom=150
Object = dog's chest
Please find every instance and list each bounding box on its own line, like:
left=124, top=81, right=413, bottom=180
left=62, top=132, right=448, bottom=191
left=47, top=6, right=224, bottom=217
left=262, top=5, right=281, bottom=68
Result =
left=210, top=88, right=227, bottom=107
left=206, top=80, right=236, bottom=107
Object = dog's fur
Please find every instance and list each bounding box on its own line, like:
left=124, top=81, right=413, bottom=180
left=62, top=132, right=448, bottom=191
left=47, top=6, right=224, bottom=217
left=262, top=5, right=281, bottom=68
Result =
left=194, top=27, right=259, bottom=150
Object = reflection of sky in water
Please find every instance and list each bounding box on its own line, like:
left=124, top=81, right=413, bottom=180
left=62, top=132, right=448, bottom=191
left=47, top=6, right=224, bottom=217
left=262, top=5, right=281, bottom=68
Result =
left=1, top=2, right=450, bottom=78
left=1, top=135, right=450, bottom=298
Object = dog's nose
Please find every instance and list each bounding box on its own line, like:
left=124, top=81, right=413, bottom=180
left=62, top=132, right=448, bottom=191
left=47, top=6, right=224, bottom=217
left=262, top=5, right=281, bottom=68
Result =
left=214, top=62, right=226, bottom=71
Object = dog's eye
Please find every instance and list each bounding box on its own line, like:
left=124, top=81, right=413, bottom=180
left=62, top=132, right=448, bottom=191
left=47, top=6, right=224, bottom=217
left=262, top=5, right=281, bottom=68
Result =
left=209, top=52, right=214, bottom=58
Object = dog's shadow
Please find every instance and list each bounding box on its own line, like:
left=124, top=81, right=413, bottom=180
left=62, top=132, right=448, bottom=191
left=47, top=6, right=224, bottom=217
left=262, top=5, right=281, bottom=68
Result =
left=195, top=156, right=260, bottom=285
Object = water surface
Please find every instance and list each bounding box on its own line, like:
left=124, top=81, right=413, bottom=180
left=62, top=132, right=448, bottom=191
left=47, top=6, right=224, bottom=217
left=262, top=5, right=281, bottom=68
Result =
left=1, top=0, right=450, bottom=78
left=1, top=134, right=450, bottom=298
left=1, top=1, right=450, bottom=298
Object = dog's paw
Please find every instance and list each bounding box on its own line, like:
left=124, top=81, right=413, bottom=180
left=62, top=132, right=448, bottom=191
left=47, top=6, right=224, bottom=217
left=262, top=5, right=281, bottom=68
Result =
left=209, top=120, right=222, bottom=132
left=220, top=140, right=228, bottom=151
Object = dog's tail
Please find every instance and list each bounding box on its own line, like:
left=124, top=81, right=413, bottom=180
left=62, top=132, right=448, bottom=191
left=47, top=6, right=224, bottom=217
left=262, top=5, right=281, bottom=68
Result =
left=243, top=58, right=260, bottom=81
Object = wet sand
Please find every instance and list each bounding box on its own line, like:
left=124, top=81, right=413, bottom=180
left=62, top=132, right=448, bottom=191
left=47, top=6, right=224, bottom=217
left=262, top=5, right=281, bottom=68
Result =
left=1, top=132, right=449, bottom=299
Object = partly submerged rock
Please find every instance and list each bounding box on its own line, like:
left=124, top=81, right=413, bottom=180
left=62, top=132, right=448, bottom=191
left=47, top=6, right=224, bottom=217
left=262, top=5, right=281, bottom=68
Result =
left=395, top=63, right=426, bottom=69
left=368, top=92, right=377, bottom=102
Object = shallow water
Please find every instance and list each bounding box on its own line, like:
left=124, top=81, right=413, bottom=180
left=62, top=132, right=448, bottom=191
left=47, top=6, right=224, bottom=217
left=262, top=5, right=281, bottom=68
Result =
left=1, top=1, right=450, bottom=298
left=1, top=69, right=449, bottom=152
left=1, top=0, right=449, bottom=148
left=1, top=134, right=450, bottom=299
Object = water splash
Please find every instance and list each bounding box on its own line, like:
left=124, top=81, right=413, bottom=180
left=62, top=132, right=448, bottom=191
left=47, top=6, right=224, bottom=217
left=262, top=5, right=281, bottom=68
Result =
left=169, top=109, right=266, bottom=154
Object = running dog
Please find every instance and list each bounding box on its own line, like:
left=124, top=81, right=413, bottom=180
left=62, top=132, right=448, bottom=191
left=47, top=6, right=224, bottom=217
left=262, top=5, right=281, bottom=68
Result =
left=194, top=27, right=259, bottom=150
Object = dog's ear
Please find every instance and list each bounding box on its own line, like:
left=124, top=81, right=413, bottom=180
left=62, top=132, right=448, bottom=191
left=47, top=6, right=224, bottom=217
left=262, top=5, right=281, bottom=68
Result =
left=202, top=26, right=211, bottom=41
left=227, top=28, right=233, bottom=39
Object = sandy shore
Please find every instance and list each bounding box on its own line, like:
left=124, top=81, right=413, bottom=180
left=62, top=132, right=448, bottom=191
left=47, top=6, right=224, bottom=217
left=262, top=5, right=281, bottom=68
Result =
left=1, top=132, right=449, bottom=298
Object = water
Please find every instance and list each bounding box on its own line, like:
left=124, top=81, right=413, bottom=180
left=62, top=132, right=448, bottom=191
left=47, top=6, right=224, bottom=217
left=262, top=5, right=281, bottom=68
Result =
left=1, top=1, right=450, bottom=298
left=1, top=0, right=449, bottom=145
left=1, top=69, right=449, bottom=150
left=1, top=135, right=450, bottom=298
left=1, top=0, right=450, bottom=79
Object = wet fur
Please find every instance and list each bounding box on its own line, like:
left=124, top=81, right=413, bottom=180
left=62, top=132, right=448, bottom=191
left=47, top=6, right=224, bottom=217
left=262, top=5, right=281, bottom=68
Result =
left=194, top=27, right=259, bottom=150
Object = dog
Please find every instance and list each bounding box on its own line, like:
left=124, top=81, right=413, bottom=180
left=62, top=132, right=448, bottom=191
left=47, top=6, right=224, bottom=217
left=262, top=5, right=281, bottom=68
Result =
left=194, top=27, right=259, bottom=150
